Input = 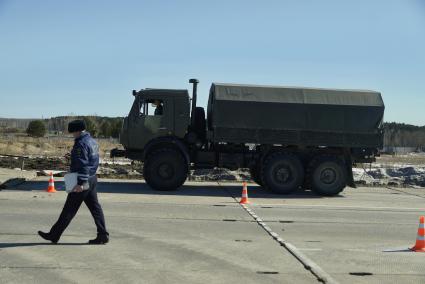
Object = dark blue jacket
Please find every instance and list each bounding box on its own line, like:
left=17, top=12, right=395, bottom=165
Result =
left=70, top=132, right=99, bottom=185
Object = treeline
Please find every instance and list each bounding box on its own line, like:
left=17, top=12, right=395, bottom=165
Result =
left=383, top=122, right=425, bottom=148
left=52, top=116, right=123, bottom=138
left=45, top=116, right=123, bottom=138
left=1, top=116, right=123, bottom=138
left=43, top=116, right=123, bottom=137
left=83, top=116, right=123, bottom=138
left=3, top=117, right=425, bottom=147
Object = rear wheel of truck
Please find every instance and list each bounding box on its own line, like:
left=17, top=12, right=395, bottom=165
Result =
left=143, top=148, right=188, bottom=191
left=309, top=156, right=347, bottom=196
left=249, top=165, right=263, bottom=186
left=262, top=152, right=304, bottom=194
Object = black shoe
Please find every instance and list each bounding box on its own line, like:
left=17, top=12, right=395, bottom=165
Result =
left=38, top=231, right=58, bottom=244
left=88, top=234, right=109, bottom=245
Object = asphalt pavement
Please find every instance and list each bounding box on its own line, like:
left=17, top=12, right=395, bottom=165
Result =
left=1, top=178, right=425, bottom=283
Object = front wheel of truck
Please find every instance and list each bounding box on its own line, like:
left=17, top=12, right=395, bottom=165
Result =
left=309, top=156, right=347, bottom=196
left=262, top=152, right=304, bottom=194
left=143, top=148, right=188, bottom=191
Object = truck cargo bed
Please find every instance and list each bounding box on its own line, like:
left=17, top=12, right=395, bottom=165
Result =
left=207, top=83, right=384, bottom=147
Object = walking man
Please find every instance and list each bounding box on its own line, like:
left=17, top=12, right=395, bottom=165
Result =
left=38, top=120, right=109, bottom=244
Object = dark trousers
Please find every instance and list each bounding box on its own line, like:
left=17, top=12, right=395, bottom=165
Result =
left=49, top=176, right=108, bottom=241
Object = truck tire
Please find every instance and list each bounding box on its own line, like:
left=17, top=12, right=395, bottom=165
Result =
left=249, top=165, right=263, bottom=186
left=261, top=152, right=304, bottom=194
left=309, top=156, right=347, bottom=196
left=143, top=148, right=188, bottom=191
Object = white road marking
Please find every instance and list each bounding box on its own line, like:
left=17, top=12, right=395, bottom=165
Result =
left=251, top=204, right=425, bottom=211
left=382, top=248, right=412, bottom=253
left=239, top=203, right=339, bottom=284
left=344, top=248, right=369, bottom=252
left=297, top=248, right=323, bottom=251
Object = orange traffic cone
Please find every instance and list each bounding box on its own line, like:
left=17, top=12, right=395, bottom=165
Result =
left=410, top=216, right=425, bottom=252
left=46, top=172, right=57, bottom=193
left=239, top=182, right=250, bottom=204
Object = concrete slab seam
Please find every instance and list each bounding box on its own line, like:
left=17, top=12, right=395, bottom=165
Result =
left=386, top=186, right=425, bottom=199
left=217, top=181, right=338, bottom=283
left=240, top=203, right=339, bottom=284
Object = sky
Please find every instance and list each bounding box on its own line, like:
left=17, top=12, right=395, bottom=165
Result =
left=0, top=0, right=425, bottom=125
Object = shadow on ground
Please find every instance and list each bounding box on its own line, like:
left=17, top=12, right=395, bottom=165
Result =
left=10, top=181, right=342, bottom=199
left=0, top=242, right=88, bottom=248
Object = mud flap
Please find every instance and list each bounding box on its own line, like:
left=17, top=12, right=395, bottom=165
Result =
left=344, top=150, right=356, bottom=188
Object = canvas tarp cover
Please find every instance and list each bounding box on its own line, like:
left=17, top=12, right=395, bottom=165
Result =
left=207, top=83, right=385, bottom=147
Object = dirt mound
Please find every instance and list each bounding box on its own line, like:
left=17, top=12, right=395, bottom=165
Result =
left=354, top=165, right=425, bottom=187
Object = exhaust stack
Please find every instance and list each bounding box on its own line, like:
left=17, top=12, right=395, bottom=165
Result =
left=189, top=78, right=199, bottom=127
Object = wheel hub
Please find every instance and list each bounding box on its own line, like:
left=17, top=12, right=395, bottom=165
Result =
left=320, top=168, right=337, bottom=184
left=275, top=166, right=291, bottom=183
left=158, top=163, right=174, bottom=179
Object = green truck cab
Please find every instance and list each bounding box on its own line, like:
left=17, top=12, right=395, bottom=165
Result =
left=112, top=79, right=384, bottom=196
left=120, top=89, right=190, bottom=150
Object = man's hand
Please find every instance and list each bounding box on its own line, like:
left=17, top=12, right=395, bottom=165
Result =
left=72, top=185, right=83, bottom=193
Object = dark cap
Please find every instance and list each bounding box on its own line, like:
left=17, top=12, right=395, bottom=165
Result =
left=68, top=120, right=86, bottom=133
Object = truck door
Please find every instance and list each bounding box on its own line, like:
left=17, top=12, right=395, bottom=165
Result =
left=128, top=96, right=173, bottom=149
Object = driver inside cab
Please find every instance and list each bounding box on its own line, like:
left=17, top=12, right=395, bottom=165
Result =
left=152, top=100, right=163, bottom=116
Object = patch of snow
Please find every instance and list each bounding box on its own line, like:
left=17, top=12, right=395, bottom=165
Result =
left=354, top=164, right=425, bottom=187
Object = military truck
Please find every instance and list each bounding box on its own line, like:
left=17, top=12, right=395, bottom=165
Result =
left=111, top=79, right=384, bottom=196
